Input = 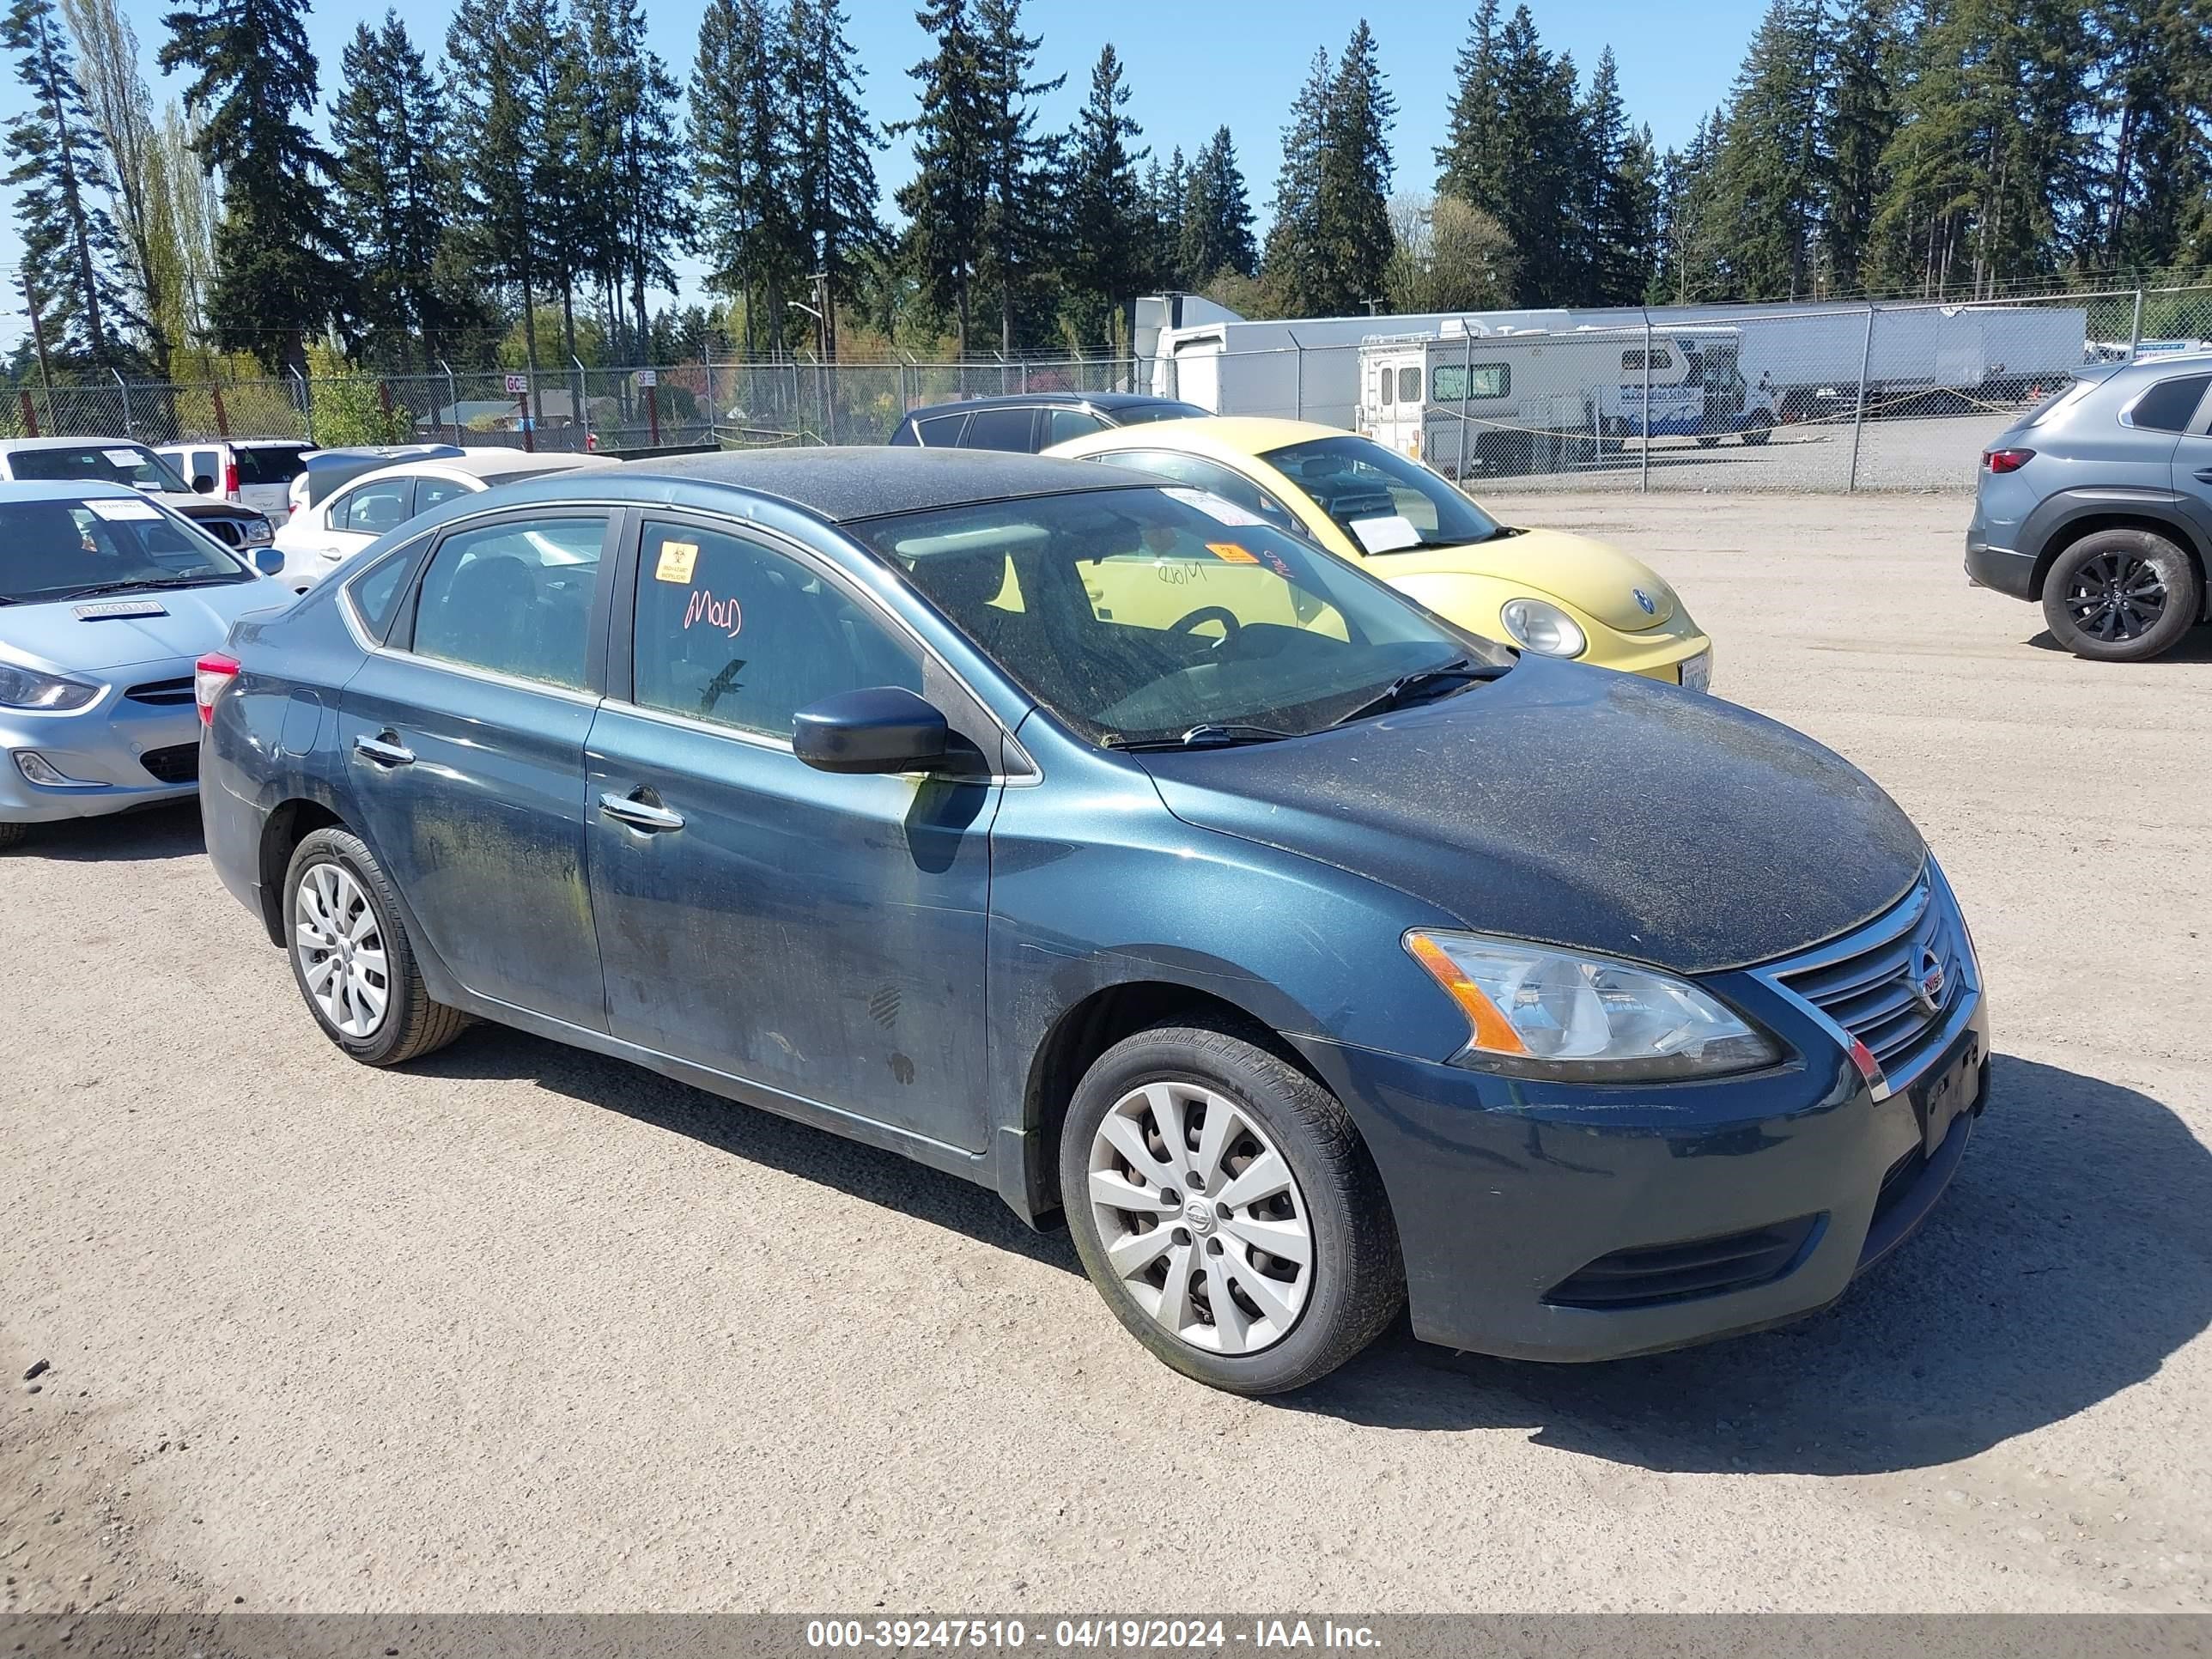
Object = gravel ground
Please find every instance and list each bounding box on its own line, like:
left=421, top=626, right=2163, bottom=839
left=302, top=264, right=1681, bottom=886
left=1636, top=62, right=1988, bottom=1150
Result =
left=3, top=491, right=2209, bottom=1615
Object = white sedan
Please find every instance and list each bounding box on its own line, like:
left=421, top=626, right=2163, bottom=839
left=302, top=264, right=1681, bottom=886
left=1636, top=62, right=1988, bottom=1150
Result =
left=269, top=450, right=618, bottom=590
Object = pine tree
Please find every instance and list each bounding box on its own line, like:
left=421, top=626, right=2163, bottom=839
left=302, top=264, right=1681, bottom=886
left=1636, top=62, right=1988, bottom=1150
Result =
left=331, top=12, right=452, bottom=365
left=1705, top=0, right=1826, bottom=300
left=1574, top=46, right=1655, bottom=304
left=1650, top=110, right=1724, bottom=303
left=1822, top=0, right=1896, bottom=293
left=1311, top=20, right=1395, bottom=314
left=58, top=0, right=166, bottom=371
left=787, top=0, right=882, bottom=358
left=892, top=0, right=989, bottom=355
left=7, top=0, right=131, bottom=368
left=970, top=0, right=1058, bottom=354
left=1261, top=46, right=1331, bottom=313
left=446, top=0, right=542, bottom=370
left=693, top=0, right=800, bottom=354
left=576, top=0, right=684, bottom=365
left=1059, top=43, right=1147, bottom=345
left=1178, top=126, right=1255, bottom=284
left=1435, top=0, right=1505, bottom=213
left=158, top=0, right=339, bottom=373
left=1486, top=7, right=1583, bottom=303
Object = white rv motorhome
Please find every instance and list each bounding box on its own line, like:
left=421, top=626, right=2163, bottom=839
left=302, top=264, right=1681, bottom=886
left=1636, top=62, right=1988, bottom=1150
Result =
left=1358, top=323, right=1765, bottom=477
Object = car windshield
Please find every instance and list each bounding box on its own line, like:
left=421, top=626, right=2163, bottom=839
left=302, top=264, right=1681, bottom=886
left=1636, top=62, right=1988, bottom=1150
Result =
left=7, top=443, right=192, bottom=495
left=1259, top=434, right=1503, bottom=554
left=852, top=485, right=1508, bottom=747
left=0, top=496, right=249, bottom=604
left=1111, top=402, right=1210, bottom=426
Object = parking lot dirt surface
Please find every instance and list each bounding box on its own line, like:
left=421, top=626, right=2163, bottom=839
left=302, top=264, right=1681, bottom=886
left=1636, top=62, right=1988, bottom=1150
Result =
left=4, top=491, right=2209, bottom=1614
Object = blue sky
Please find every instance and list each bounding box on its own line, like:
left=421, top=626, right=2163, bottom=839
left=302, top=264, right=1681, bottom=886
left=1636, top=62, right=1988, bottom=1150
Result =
left=1, top=0, right=1770, bottom=356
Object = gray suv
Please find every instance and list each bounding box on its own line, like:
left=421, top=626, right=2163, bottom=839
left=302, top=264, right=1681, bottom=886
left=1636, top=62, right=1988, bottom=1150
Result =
left=1966, top=354, right=2212, bottom=660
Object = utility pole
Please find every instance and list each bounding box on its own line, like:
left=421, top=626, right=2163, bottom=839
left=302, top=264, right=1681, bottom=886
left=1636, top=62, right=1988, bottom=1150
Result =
left=21, top=269, right=54, bottom=394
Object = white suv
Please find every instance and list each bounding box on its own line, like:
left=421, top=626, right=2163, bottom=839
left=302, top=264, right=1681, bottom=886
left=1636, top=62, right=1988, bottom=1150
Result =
left=155, top=439, right=315, bottom=522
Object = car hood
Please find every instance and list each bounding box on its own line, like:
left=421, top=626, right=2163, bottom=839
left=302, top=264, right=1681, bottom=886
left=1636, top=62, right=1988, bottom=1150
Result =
left=1135, top=657, right=1925, bottom=975
left=1, top=580, right=288, bottom=674
left=1375, top=526, right=1680, bottom=632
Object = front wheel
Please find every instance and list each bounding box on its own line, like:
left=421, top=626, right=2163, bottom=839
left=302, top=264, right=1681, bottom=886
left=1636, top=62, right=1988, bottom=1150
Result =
left=1060, top=1020, right=1404, bottom=1395
left=284, top=827, right=470, bottom=1066
left=2041, top=529, right=2201, bottom=662
left=0, top=822, right=26, bottom=851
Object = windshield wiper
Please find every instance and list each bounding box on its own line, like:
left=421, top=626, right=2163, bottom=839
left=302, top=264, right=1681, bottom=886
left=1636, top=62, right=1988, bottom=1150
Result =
left=50, top=574, right=231, bottom=602
left=1330, top=657, right=1498, bottom=727
left=1105, top=723, right=1301, bottom=752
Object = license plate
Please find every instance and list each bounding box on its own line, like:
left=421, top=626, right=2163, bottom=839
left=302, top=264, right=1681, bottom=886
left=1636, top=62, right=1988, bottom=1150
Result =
left=1680, top=651, right=1713, bottom=693
left=1910, top=1028, right=1982, bottom=1156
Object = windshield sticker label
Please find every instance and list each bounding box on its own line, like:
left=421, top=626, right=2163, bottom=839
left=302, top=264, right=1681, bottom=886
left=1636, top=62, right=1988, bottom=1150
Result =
left=84, top=496, right=161, bottom=521
left=1350, top=514, right=1423, bottom=555
left=683, top=586, right=743, bottom=638
left=653, top=540, right=699, bottom=583
left=74, top=599, right=168, bottom=620
left=1163, top=487, right=1267, bottom=527
left=102, top=448, right=144, bottom=468
left=1206, top=543, right=1260, bottom=565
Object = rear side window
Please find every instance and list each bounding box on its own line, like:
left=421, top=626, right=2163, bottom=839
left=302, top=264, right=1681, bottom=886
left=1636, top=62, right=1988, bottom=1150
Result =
left=1432, top=364, right=1510, bottom=400
left=1044, top=407, right=1108, bottom=446
left=915, top=413, right=968, bottom=447
left=961, top=407, right=1037, bottom=452
left=889, top=419, right=921, bottom=447
left=2126, top=374, right=2212, bottom=433
left=188, top=448, right=221, bottom=488
left=630, top=520, right=921, bottom=737
left=417, top=476, right=471, bottom=513
left=413, top=515, right=608, bottom=688
left=347, top=541, right=423, bottom=641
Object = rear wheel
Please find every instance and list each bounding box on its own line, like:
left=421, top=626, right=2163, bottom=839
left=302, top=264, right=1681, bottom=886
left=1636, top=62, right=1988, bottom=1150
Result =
left=284, top=827, right=469, bottom=1066
left=1060, top=1020, right=1403, bottom=1395
left=2041, top=529, right=2201, bottom=662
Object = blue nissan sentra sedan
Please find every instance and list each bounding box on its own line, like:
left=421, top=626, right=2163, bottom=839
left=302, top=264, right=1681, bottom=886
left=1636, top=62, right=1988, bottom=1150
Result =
left=198, top=450, right=1988, bottom=1394
left=0, top=480, right=285, bottom=848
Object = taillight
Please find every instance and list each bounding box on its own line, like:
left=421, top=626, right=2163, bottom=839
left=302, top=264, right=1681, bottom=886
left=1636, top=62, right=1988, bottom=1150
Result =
left=223, top=460, right=240, bottom=498
left=194, top=653, right=240, bottom=726
left=1984, top=447, right=2034, bottom=473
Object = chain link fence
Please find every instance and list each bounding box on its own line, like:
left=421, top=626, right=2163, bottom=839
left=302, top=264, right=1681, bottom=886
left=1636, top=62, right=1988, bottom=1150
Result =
left=3, top=286, right=2209, bottom=489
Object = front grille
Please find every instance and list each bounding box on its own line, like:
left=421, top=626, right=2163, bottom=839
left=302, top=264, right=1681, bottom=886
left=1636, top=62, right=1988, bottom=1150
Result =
left=139, top=743, right=198, bottom=784
left=1544, top=1214, right=1822, bottom=1310
left=124, top=676, right=195, bottom=707
left=1771, top=875, right=1968, bottom=1080
left=197, top=519, right=243, bottom=547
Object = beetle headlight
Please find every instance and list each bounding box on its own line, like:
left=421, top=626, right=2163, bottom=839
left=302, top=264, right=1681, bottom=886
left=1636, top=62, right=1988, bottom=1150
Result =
left=0, top=663, right=100, bottom=712
left=1406, top=930, right=1782, bottom=1080
left=1499, top=597, right=1587, bottom=658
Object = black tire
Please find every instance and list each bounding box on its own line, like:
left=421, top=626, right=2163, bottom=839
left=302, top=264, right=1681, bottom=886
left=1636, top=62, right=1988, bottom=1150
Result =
left=283, top=826, right=470, bottom=1066
left=2041, top=528, right=2202, bottom=663
left=0, top=821, right=27, bottom=851
left=1059, top=1018, right=1404, bottom=1395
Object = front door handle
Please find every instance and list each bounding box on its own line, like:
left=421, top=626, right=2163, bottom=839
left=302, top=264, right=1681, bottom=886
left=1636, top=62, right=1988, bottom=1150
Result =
left=352, top=732, right=415, bottom=768
left=2194, top=466, right=2212, bottom=483
left=599, top=791, right=685, bottom=834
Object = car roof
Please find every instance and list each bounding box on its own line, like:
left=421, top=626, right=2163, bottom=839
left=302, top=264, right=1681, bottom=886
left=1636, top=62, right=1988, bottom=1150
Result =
left=1048, top=414, right=1346, bottom=460
left=352, top=452, right=622, bottom=487
left=899, top=391, right=1196, bottom=422
left=623, top=447, right=1155, bottom=524
left=0, top=478, right=149, bottom=503
left=156, top=436, right=313, bottom=449
left=0, top=435, right=155, bottom=452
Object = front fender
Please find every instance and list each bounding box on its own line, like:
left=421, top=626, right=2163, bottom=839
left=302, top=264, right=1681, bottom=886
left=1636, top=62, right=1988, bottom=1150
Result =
left=1383, top=568, right=1710, bottom=682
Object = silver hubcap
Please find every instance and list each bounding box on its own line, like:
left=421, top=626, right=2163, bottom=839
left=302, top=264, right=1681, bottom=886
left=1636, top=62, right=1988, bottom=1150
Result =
left=1086, top=1081, right=1314, bottom=1356
left=293, top=862, right=389, bottom=1039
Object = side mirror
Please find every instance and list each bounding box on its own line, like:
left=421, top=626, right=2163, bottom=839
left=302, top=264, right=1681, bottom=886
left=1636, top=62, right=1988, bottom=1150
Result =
left=191, top=474, right=216, bottom=494
left=793, top=686, right=949, bottom=775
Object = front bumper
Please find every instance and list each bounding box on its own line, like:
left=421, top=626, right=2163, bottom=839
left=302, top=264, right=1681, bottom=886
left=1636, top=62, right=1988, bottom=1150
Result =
left=1297, top=983, right=1989, bottom=1363
left=0, top=681, right=202, bottom=824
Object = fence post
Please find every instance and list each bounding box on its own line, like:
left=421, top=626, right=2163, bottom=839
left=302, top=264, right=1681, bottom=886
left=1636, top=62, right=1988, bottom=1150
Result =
left=702, top=351, right=715, bottom=441
left=1641, top=311, right=1653, bottom=494
left=439, top=359, right=459, bottom=445
left=2128, top=289, right=2145, bottom=361
left=1847, top=302, right=1877, bottom=494
left=113, top=369, right=133, bottom=439
left=646, top=380, right=660, bottom=447
left=518, top=372, right=534, bottom=453
left=1458, top=327, right=1473, bottom=483
left=291, top=366, right=314, bottom=446
left=1287, top=331, right=1304, bottom=421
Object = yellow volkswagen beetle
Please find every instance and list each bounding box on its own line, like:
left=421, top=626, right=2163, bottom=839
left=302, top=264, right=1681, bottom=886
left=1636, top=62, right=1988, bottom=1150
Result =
left=1044, top=416, right=1713, bottom=688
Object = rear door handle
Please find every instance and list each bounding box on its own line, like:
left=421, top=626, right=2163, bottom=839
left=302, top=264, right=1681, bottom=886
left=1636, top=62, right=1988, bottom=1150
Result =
left=2194, top=467, right=2212, bottom=483
left=599, top=792, right=685, bottom=833
left=352, top=733, right=415, bottom=768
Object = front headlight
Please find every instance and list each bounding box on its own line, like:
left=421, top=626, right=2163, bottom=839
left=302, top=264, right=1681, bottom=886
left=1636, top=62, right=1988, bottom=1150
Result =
left=0, top=663, right=101, bottom=712
left=1406, top=929, right=1782, bottom=1080
left=242, top=516, right=274, bottom=544
left=1499, top=597, right=1587, bottom=658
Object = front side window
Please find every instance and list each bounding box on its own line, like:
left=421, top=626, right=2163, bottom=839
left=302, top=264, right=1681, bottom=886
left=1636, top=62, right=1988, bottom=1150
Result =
left=1260, top=434, right=1503, bottom=553
left=1431, top=364, right=1510, bottom=401
left=1079, top=449, right=1306, bottom=537
left=337, top=477, right=415, bottom=534
left=631, top=520, right=921, bottom=738
left=853, top=486, right=1506, bottom=748
left=961, top=407, right=1037, bottom=452
left=412, top=514, right=607, bottom=687
left=416, top=475, right=471, bottom=513
left=0, top=496, right=247, bottom=604
left=2126, top=374, right=2212, bottom=434
left=7, top=443, right=191, bottom=494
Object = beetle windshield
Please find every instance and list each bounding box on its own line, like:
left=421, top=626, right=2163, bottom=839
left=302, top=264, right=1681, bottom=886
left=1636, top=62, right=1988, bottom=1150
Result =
left=0, top=496, right=249, bottom=605
left=852, top=484, right=1509, bottom=747
left=1258, top=434, right=1503, bottom=553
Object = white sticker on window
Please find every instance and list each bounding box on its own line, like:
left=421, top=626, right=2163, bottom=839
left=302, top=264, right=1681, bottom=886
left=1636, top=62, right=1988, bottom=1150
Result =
left=1350, top=514, right=1422, bottom=555
left=84, top=496, right=161, bottom=521
left=1162, top=487, right=1267, bottom=528
left=103, top=448, right=146, bottom=468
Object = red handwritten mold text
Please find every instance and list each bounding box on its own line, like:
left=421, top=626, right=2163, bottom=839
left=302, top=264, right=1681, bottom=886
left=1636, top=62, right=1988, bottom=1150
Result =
left=684, top=587, right=744, bottom=638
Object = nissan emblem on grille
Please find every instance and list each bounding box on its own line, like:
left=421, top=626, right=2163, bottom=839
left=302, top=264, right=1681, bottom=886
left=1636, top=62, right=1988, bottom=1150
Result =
left=1909, top=945, right=1946, bottom=1017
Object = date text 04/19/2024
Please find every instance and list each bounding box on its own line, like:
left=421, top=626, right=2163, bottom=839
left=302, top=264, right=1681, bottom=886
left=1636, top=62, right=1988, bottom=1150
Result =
left=803, top=1620, right=1381, bottom=1651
